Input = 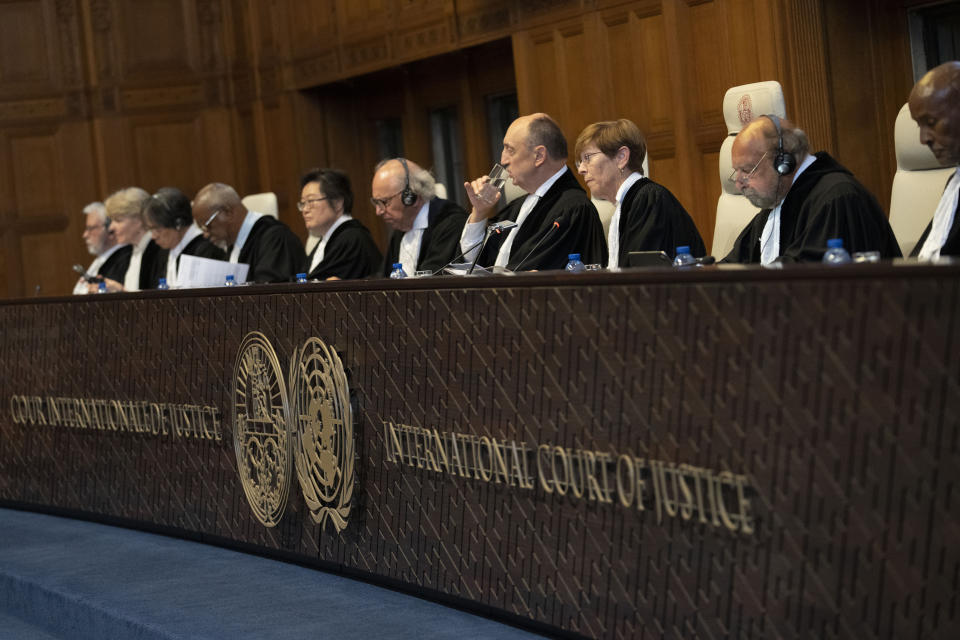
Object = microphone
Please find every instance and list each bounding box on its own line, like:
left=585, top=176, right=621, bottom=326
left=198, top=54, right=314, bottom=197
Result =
left=72, top=264, right=100, bottom=283
left=430, top=237, right=488, bottom=276
left=513, top=220, right=561, bottom=272
left=466, top=219, right=518, bottom=275
left=695, top=255, right=716, bottom=266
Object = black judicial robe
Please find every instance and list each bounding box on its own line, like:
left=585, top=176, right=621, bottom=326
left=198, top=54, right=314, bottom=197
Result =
left=723, top=152, right=901, bottom=263
left=98, top=245, right=132, bottom=283
left=381, top=198, right=467, bottom=276
left=236, top=215, right=304, bottom=283
left=476, top=169, right=607, bottom=271
left=137, top=240, right=164, bottom=290
left=304, top=218, right=382, bottom=280
left=910, top=175, right=960, bottom=257
left=617, top=178, right=706, bottom=261
left=149, top=235, right=227, bottom=288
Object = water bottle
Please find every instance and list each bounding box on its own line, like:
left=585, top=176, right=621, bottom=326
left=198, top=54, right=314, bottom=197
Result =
left=225, top=274, right=236, bottom=287
left=389, top=263, right=407, bottom=279
left=157, top=277, right=169, bottom=290
left=565, top=253, right=586, bottom=273
left=822, top=238, right=852, bottom=265
left=296, top=272, right=308, bottom=284
left=673, top=246, right=696, bottom=267
left=97, top=281, right=107, bottom=294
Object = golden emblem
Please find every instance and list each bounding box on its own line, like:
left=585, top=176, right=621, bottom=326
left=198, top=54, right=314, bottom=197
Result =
left=233, top=332, right=292, bottom=527
left=290, top=337, right=354, bottom=533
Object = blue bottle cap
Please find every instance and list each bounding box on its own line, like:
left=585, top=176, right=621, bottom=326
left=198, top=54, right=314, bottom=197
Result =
left=676, top=245, right=690, bottom=254
left=826, top=238, right=843, bottom=248
left=568, top=254, right=580, bottom=260
left=296, top=273, right=306, bottom=279
left=392, top=263, right=403, bottom=269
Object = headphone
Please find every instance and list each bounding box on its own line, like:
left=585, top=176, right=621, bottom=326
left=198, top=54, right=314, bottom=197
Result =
left=398, top=158, right=417, bottom=206
left=765, top=114, right=796, bottom=176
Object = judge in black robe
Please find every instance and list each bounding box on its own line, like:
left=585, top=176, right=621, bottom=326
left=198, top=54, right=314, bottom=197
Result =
left=379, top=198, right=467, bottom=276
left=237, top=215, right=305, bottom=283
left=143, top=187, right=226, bottom=288
left=98, top=245, right=132, bottom=283
left=723, top=151, right=901, bottom=263
left=466, top=168, right=607, bottom=271
left=574, top=118, right=705, bottom=265
left=911, top=175, right=960, bottom=257
left=306, top=219, right=381, bottom=280
left=615, top=179, right=706, bottom=260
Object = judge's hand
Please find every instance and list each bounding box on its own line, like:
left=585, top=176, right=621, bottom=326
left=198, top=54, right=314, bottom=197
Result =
left=464, top=176, right=501, bottom=223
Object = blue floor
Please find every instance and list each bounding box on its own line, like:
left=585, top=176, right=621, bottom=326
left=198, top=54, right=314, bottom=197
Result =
left=0, top=509, right=545, bottom=640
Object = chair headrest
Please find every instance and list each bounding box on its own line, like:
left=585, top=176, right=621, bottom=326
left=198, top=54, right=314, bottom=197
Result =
left=718, top=136, right=740, bottom=195
left=895, top=102, right=944, bottom=171
left=722, top=81, right=787, bottom=134
left=241, top=192, right=278, bottom=219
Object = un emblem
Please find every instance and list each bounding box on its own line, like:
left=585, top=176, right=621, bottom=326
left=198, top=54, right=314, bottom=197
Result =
left=233, top=332, right=293, bottom=528
left=291, top=337, right=354, bottom=533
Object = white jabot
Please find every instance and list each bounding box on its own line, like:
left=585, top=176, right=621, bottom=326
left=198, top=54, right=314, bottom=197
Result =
left=165, top=224, right=203, bottom=286
left=123, top=232, right=153, bottom=292
left=73, top=243, right=124, bottom=295
left=309, top=215, right=352, bottom=274
left=607, top=172, right=645, bottom=269
left=759, top=153, right=815, bottom=265
left=918, top=168, right=960, bottom=261
left=399, top=203, right=430, bottom=275
left=229, top=211, right=265, bottom=263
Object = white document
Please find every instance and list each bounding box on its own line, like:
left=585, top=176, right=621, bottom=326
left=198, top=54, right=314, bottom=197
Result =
left=177, top=255, right=250, bottom=288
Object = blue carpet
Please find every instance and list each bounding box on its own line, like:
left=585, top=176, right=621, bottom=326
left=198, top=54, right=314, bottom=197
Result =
left=0, top=509, right=546, bottom=640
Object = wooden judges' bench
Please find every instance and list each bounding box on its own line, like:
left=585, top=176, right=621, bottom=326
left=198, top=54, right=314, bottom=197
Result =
left=1, top=264, right=958, bottom=639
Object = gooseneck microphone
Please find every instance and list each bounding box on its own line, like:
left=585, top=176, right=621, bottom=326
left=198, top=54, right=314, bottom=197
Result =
left=466, top=220, right=519, bottom=275
left=72, top=264, right=100, bottom=283
left=431, top=237, right=486, bottom=276
left=513, top=220, right=561, bottom=272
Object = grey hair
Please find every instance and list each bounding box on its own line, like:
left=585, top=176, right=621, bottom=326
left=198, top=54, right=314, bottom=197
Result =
left=82, top=201, right=107, bottom=223
left=104, top=187, right=150, bottom=221
left=374, top=158, right=437, bottom=201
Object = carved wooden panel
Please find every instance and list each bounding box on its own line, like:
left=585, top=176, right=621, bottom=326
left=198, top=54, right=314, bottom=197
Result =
left=114, top=0, right=199, bottom=79
left=0, top=0, right=56, bottom=91
left=129, top=116, right=204, bottom=192
left=8, top=129, right=64, bottom=216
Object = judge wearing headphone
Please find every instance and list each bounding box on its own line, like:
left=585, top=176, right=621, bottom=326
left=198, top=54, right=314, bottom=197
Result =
left=723, top=114, right=900, bottom=264
left=371, top=158, right=467, bottom=276
left=143, top=187, right=225, bottom=288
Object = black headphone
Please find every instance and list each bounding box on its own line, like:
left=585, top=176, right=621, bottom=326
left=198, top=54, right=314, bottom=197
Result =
left=765, top=114, right=796, bottom=176
left=398, top=158, right=417, bottom=206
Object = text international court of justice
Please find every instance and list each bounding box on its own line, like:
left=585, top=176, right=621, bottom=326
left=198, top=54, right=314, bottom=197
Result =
left=0, top=2, right=958, bottom=639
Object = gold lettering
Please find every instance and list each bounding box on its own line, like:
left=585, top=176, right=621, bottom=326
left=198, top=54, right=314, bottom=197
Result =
left=633, top=457, right=647, bottom=511
left=9, top=395, right=24, bottom=424
left=616, top=455, right=635, bottom=508
left=45, top=397, right=60, bottom=425
left=490, top=439, right=509, bottom=485
left=448, top=433, right=466, bottom=476
left=551, top=446, right=568, bottom=496
left=676, top=464, right=695, bottom=520
left=432, top=429, right=449, bottom=473
left=736, top=474, right=755, bottom=535
left=583, top=450, right=607, bottom=502
left=716, top=471, right=739, bottom=531
left=537, top=445, right=553, bottom=493
left=649, top=459, right=663, bottom=524
left=477, top=437, right=493, bottom=482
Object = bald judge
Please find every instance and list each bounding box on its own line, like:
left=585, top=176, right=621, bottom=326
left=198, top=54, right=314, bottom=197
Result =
left=192, top=183, right=303, bottom=283
left=461, top=113, right=607, bottom=271
left=909, top=61, right=960, bottom=259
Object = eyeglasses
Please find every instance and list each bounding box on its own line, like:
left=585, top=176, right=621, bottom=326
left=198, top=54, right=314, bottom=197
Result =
left=83, top=224, right=105, bottom=233
left=370, top=190, right=402, bottom=210
left=200, top=209, right=220, bottom=231
left=575, top=151, right=605, bottom=170
left=297, top=196, right=329, bottom=212
left=729, top=151, right=768, bottom=184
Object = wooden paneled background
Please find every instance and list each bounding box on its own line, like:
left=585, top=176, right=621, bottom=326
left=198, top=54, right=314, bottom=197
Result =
left=0, top=0, right=921, bottom=297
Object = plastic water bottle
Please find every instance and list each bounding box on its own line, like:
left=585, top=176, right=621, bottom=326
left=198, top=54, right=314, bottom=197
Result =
left=296, top=272, right=308, bottom=284
left=97, top=281, right=107, bottom=294
left=389, top=263, right=407, bottom=279
left=225, top=274, right=236, bottom=287
left=673, top=246, right=696, bottom=267
left=822, top=238, right=852, bottom=265
left=565, top=253, right=586, bottom=273
left=157, top=277, right=169, bottom=290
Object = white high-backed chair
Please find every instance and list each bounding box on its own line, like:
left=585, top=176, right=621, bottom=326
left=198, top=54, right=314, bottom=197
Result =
left=888, top=103, right=955, bottom=256
left=241, top=192, right=278, bottom=219
left=713, top=81, right=787, bottom=258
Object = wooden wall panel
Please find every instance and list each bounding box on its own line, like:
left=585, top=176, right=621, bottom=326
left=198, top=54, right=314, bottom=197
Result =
left=114, top=0, right=197, bottom=78
left=129, top=116, right=204, bottom=192
left=0, top=0, right=55, bottom=90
